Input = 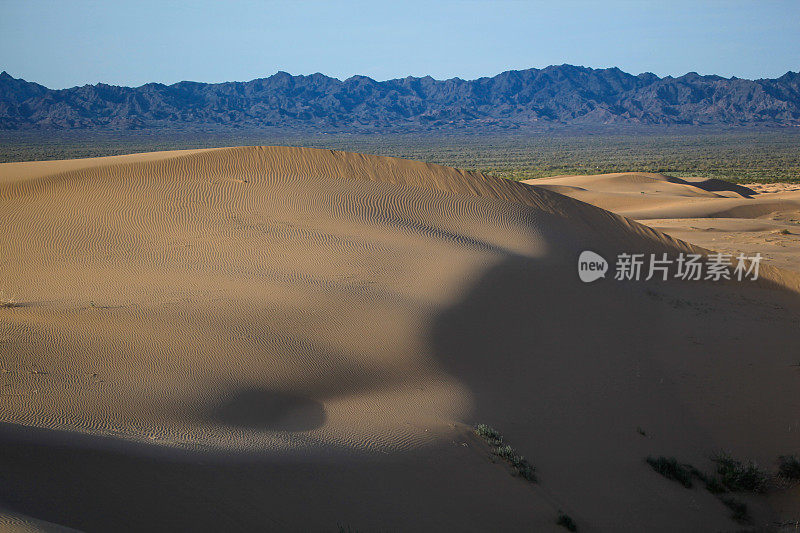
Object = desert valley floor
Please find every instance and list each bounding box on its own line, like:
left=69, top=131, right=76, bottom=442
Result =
left=0, top=147, right=798, bottom=532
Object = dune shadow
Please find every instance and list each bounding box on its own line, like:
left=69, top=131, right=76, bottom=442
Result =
left=0, top=419, right=551, bottom=532
left=429, top=250, right=800, bottom=421
left=210, top=388, right=326, bottom=431
left=428, top=255, right=653, bottom=422
left=669, top=176, right=756, bottom=198
left=0, top=255, right=797, bottom=531
left=425, top=248, right=800, bottom=528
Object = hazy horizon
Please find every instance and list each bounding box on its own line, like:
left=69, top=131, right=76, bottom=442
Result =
left=4, top=62, right=800, bottom=91
left=1, top=0, right=798, bottom=89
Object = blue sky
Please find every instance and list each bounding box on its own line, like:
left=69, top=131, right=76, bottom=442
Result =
left=1, top=0, right=798, bottom=89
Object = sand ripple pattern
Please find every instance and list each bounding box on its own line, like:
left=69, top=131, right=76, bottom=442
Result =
left=1, top=146, right=782, bottom=456
left=0, top=147, right=561, bottom=454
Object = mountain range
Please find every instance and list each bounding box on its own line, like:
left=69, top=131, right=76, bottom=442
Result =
left=1, top=65, right=799, bottom=131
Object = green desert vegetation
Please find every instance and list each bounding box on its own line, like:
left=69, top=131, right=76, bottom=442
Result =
left=644, top=452, right=796, bottom=524
left=646, top=452, right=770, bottom=495
left=645, top=456, right=695, bottom=488
left=1, top=129, right=799, bottom=183
left=711, top=453, right=768, bottom=493
left=475, top=425, right=582, bottom=528
left=646, top=454, right=751, bottom=523
left=778, top=455, right=800, bottom=480
left=475, top=423, right=503, bottom=445
left=474, top=424, right=537, bottom=482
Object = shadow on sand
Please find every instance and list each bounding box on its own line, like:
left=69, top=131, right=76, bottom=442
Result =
left=210, top=388, right=326, bottom=432
left=0, top=253, right=798, bottom=531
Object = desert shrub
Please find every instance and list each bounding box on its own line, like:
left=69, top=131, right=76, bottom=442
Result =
left=495, top=444, right=515, bottom=460
left=494, top=445, right=536, bottom=481
left=683, top=464, right=727, bottom=494
left=4, top=130, right=799, bottom=183
left=720, top=497, right=749, bottom=523
left=712, top=453, right=767, bottom=493
left=512, top=457, right=536, bottom=482
left=778, top=455, right=800, bottom=480
left=645, top=453, right=759, bottom=522
left=475, top=424, right=503, bottom=446
left=556, top=512, right=577, bottom=531
left=476, top=424, right=536, bottom=482
left=646, top=456, right=694, bottom=488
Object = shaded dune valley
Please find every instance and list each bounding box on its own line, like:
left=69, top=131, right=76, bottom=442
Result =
left=0, top=146, right=799, bottom=532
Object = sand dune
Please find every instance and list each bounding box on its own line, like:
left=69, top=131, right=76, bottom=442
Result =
left=1, top=149, right=799, bottom=531
left=525, top=172, right=800, bottom=272
left=528, top=172, right=758, bottom=214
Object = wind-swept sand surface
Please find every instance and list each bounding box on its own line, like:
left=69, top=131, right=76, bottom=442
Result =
left=1, top=149, right=799, bottom=531
left=527, top=172, right=800, bottom=272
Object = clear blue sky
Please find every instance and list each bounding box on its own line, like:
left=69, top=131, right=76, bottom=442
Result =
left=1, top=0, right=798, bottom=89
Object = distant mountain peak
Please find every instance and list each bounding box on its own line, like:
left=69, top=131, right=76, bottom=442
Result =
left=1, top=65, right=799, bottom=130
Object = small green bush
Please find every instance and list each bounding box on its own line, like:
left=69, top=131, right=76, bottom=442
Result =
left=475, top=424, right=503, bottom=446
left=684, top=465, right=727, bottom=494
left=646, top=456, right=694, bottom=488
left=475, top=424, right=536, bottom=482
left=513, top=458, right=536, bottom=482
left=556, top=512, right=578, bottom=531
left=712, top=453, right=767, bottom=493
left=778, top=455, right=800, bottom=480
left=495, top=444, right=516, bottom=460
left=494, top=445, right=536, bottom=481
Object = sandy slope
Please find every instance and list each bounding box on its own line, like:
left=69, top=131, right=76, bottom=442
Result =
left=1, top=149, right=799, bottom=532
left=526, top=172, right=800, bottom=272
